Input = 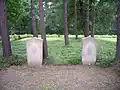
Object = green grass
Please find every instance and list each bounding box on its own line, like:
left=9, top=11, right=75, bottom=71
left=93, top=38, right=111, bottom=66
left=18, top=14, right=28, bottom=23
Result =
left=47, top=37, right=82, bottom=64
left=0, top=35, right=117, bottom=68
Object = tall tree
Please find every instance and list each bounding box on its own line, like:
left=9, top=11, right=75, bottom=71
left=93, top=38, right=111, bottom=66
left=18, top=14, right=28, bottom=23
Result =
left=74, top=0, right=78, bottom=39
left=90, top=0, right=100, bottom=37
left=31, top=0, right=38, bottom=37
left=64, top=0, right=69, bottom=45
left=0, top=29, right=1, bottom=36
left=0, top=0, right=12, bottom=57
left=39, top=0, right=48, bottom=62
left=84, top=0, right=89, bottom=37
left=0, top=28, right=1, bottom=40
left=91, top=7, right=95, bottom=37
left=116, top=0, right=120, bottom=60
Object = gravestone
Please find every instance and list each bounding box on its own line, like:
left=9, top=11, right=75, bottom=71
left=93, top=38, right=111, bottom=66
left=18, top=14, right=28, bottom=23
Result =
left=26, top=37, right=43, bottom=67
left=82, top=37, right=96, bottom=65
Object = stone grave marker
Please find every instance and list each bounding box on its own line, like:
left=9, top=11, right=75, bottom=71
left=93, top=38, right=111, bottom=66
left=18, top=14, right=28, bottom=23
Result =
left=82, top=37, right=96, bottom=65
left=26, top=37, right=43, bottom=67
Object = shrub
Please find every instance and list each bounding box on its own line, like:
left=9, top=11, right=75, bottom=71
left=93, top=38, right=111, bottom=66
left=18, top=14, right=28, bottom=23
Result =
left=11, top=34, right=33, bottom=41
left=0, top=55, right=26, bottom=69
left=67, top=58, right=81, bottom=65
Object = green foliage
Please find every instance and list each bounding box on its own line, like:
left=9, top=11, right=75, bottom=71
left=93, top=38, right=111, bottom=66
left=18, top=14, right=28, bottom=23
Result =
left=0, top=55, right=26, bottom=69
left=10, top=34, right=33, bottom=40
left=11, top=34, right=19, bottom=40
left=6, top=0, right=116, bottom=35
left=7, top=0, right=33, bottom=34
left=94, top=1, right=116, bottom=35
left=96, top=38, right=116, bottom=67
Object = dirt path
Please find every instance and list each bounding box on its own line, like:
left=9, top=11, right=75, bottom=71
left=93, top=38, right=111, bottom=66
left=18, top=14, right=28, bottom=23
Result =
left=0, top=65, right=120, bottom=90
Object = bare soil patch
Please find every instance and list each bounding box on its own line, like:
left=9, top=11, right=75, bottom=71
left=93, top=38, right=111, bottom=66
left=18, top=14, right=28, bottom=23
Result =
left=0, top=65, right=120, bottom=90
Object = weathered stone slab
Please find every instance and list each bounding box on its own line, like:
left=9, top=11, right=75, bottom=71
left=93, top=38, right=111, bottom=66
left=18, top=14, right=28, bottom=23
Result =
left=82, top=37, right=96, bottom=65
left=26, top=37, right=43, bottom=67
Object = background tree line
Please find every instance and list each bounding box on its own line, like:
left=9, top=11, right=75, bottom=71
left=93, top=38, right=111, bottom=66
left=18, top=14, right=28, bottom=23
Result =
left=6, top=0, right=116, bottom=35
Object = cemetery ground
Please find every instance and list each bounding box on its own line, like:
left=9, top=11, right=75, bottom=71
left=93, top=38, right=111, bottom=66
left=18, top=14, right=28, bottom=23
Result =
left=0, top=35, right=117, bottom=67
left=0, top=35, right=120, bottom=89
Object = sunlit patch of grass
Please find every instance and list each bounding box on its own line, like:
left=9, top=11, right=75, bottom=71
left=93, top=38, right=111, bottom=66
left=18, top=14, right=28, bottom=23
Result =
left=96, top=38, right=116, bottom=42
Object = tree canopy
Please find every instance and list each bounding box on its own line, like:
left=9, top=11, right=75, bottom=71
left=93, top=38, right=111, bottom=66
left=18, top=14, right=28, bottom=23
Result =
left=6, top=0, right=116, bottom=35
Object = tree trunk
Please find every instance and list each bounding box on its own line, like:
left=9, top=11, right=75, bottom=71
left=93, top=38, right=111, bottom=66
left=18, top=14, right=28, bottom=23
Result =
left=31, top=0, right=38, bottom=37
left=0, top=26, right=1, bottom=40
left=91, top=7, right=95, bottom=38
left=116, top=0, right=120, bottom=61
left=58, top=34, right=60, bottom=37
left=0, top=28, right=1, bottom=36
left=39, top=0, right=48, bottom=62
left=0, top=0, right=12, bottom=57
left=64, top=0, right=69, bottom=45
left=74, top=0, right=78, bottom=39
left=84, top=0, right=89, bottom=37
left=78, top=0, right=85, bottom=34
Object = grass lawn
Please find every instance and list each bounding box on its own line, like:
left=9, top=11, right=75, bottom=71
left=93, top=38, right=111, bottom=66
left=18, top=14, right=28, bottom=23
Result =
left=0, top=35, right=117, bottom=68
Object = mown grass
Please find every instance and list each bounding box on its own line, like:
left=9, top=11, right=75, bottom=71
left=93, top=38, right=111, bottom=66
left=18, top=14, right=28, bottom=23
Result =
left=0, top=35, right=117, bottom=68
